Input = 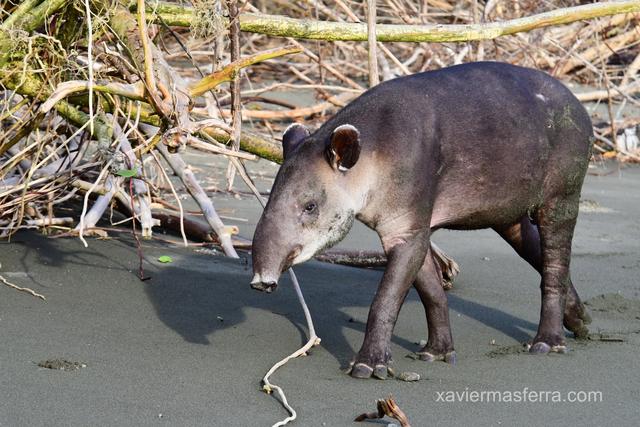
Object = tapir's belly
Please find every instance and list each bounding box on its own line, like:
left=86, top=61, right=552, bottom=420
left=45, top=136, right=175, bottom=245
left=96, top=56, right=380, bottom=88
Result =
left=429, top=144, right=549, bottom=230
left=430, top=186, right=540, bottom=230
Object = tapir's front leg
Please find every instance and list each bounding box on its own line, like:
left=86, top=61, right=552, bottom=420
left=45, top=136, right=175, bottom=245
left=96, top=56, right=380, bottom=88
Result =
left=350, top=229, right=430, bottom=379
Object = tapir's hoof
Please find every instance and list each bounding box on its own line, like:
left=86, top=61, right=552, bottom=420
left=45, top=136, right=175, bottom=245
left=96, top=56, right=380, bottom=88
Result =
left=580, top=309, right=592, bottom=325
left=250, top=281, right=277, bottom=293
left=373, top=364, right=390, bottom=380
left=416, top=349, right=457, bottom=365
left=528, top=342, right=550, bottom=353
left=564, top=304, right=592, bottom=339
left=349, top=363, right=373, bottom=379
left=571, top=325, right=590, bottom=340
left=348, top=362, right=392, bottom=380
left=527, top=342, right=568, bottom=354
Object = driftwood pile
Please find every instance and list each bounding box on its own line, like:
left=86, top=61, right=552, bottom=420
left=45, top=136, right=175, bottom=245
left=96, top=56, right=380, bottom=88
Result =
left=1, top=0, right=639, bottom=248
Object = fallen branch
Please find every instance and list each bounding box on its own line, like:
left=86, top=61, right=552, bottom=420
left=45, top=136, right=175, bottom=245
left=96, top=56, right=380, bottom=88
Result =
left=74, top=175, right=120, bottom=232
left=355, top=395, right=411, bottom=427
left=38, top=80, right=146, bottom=115
left=220, top=92, right=356, bottom=120
left=315, top=249, right=386, bottom=267
left=155, top=143, right=239, bottom=258
left=0, top=217, right=73, bottom=227
left=142, top=0, right=640, bottom=43
left=574, top=81, right=640, bottom=102
left=188, top=45, right=303, bottom=97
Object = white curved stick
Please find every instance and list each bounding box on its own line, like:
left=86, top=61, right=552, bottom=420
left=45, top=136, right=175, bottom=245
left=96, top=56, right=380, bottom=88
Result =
left=261, top=269, right=320, bottom=427
left=231, top=157, right=321, bottom=425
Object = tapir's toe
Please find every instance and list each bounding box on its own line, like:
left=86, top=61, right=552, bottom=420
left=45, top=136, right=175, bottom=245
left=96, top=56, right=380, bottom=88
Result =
left=373, top=364, right=390, bottom=380
left=349, top=362, right=374, bottom=379
left=416, top=349, right=457, bottom=365
left=564, top=303, right=592, bottom=339
left=528, top=342, right=551, bottom=353
left=528, top=340, right=568, bottom=354
left=348, top=360, right=393, bottom=380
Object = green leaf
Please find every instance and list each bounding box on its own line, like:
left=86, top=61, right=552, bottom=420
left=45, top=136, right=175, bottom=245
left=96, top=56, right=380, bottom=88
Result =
left=115, top=169, right=137, bottom=178
left=158, top=255, right=173, bottom=263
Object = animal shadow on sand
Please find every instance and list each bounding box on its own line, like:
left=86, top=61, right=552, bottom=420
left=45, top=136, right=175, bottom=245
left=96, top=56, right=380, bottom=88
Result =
left=3, top=232, right=539, bottom=367
left=143, top=253, right=538, bottom=368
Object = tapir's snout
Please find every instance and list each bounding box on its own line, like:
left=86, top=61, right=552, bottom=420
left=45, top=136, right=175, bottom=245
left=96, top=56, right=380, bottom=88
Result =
left=250, top=238, right=303, bottom=293
left=251, top=273, right=278, bottom=294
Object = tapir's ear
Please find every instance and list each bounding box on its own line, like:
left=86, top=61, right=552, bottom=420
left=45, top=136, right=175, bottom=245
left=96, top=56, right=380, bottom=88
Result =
left=282, top=123, right=310, bottom=160
left=326, top=124, right=361, bottom=172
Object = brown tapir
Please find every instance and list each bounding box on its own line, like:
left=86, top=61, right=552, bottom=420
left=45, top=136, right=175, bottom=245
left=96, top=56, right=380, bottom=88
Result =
left=251, top=61, right=593, bottom=379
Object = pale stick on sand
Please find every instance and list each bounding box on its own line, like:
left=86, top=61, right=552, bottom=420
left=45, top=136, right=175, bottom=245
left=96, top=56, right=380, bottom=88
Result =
left=261, top=269, right=321, bottom=426
left=226, top=157, right=321, bottom=426
left=0, top=262, right=46, bottom=300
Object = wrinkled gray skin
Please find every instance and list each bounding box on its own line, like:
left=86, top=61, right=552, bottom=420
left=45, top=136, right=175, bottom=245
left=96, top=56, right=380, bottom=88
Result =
left=251, top=62, right=593, bottom=379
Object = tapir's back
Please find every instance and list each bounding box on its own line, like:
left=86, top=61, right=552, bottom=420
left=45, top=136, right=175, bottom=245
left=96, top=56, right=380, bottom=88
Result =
left=320, top=62, right=593, bottom=230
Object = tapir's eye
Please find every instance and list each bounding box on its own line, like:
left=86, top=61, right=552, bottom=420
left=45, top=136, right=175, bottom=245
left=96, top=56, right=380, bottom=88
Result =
left=303, top=202, right=317, bottom=214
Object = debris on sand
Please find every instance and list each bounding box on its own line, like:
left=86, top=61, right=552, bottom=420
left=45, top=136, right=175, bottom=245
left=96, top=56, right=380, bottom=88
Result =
left=397, top=372, right=421, bottom=382
left=486, top=343, right=528, bottom=358
left=37, top=359, right=86, bottom=371
left=355, top=395, right=411, bottom=427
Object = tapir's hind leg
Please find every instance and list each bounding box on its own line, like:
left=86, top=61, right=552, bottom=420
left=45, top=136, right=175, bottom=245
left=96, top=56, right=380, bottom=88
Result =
left=413, top=248, right=456, bottom=364
left=494, top=215, right=590, bottom=340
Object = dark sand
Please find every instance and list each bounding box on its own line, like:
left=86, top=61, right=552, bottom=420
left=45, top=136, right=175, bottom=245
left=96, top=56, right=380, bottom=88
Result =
left=1, top=161, right=639, bottom=426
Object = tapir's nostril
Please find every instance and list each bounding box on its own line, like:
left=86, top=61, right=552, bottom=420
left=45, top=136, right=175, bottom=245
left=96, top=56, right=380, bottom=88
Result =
left=250, top=281, right=278, bottom=293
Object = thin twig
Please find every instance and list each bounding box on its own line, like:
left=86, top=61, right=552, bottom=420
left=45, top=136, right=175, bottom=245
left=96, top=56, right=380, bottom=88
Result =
left=597, top=31, right=617, bottom=149
left=261, top=269, right=320, bottom=427
left=128, top=177, right=149, bottom=281
left=138, top=0, right=157, bottom=94
left=367, top=0, right=379, bottom=86
left=83, top=0, right=95, bottom=135
left=149, top=148, right=188, bottom=247
left=0, top=262, right=46, bottom=300
left=226, top=0, right=242, bottom=190
left=78, top=162, right=113, bottom=248
left=230, top=157, right=320, bottom=426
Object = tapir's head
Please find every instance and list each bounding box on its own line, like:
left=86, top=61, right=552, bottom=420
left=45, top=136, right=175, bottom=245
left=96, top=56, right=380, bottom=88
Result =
left=251, top=123, right=363, bottom=292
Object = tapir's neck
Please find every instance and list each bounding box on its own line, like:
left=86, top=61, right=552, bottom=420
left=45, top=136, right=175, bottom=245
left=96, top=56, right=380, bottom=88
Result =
left=344, top=152, right=379, bottom=228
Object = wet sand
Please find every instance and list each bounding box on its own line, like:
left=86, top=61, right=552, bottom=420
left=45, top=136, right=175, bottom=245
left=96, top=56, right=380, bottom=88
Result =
left=1, top=161, right=639, bottom=426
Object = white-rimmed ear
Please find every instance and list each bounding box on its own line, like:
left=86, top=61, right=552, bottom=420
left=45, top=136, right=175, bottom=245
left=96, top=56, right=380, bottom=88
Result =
left=282, top=123, right=310, bottom=160
left=326, top=124, right=361, bottom=172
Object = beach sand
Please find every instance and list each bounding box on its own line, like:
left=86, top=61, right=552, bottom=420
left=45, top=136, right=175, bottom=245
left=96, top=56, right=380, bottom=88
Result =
left=1, top=161, right=639, bottom=426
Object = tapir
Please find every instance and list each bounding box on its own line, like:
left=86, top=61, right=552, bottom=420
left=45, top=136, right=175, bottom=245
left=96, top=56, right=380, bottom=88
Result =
left=251, top=61, right=593, bottom=379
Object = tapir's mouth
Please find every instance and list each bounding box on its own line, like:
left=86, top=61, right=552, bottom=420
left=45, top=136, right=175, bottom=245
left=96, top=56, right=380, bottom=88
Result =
left=250, top=280, right=278, bottom=293
left=283, top=245, right=302, bottom=271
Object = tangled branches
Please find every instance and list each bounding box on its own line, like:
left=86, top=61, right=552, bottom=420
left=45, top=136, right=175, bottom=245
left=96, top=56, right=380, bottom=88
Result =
left=1, top=0, right=639, bottom=248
